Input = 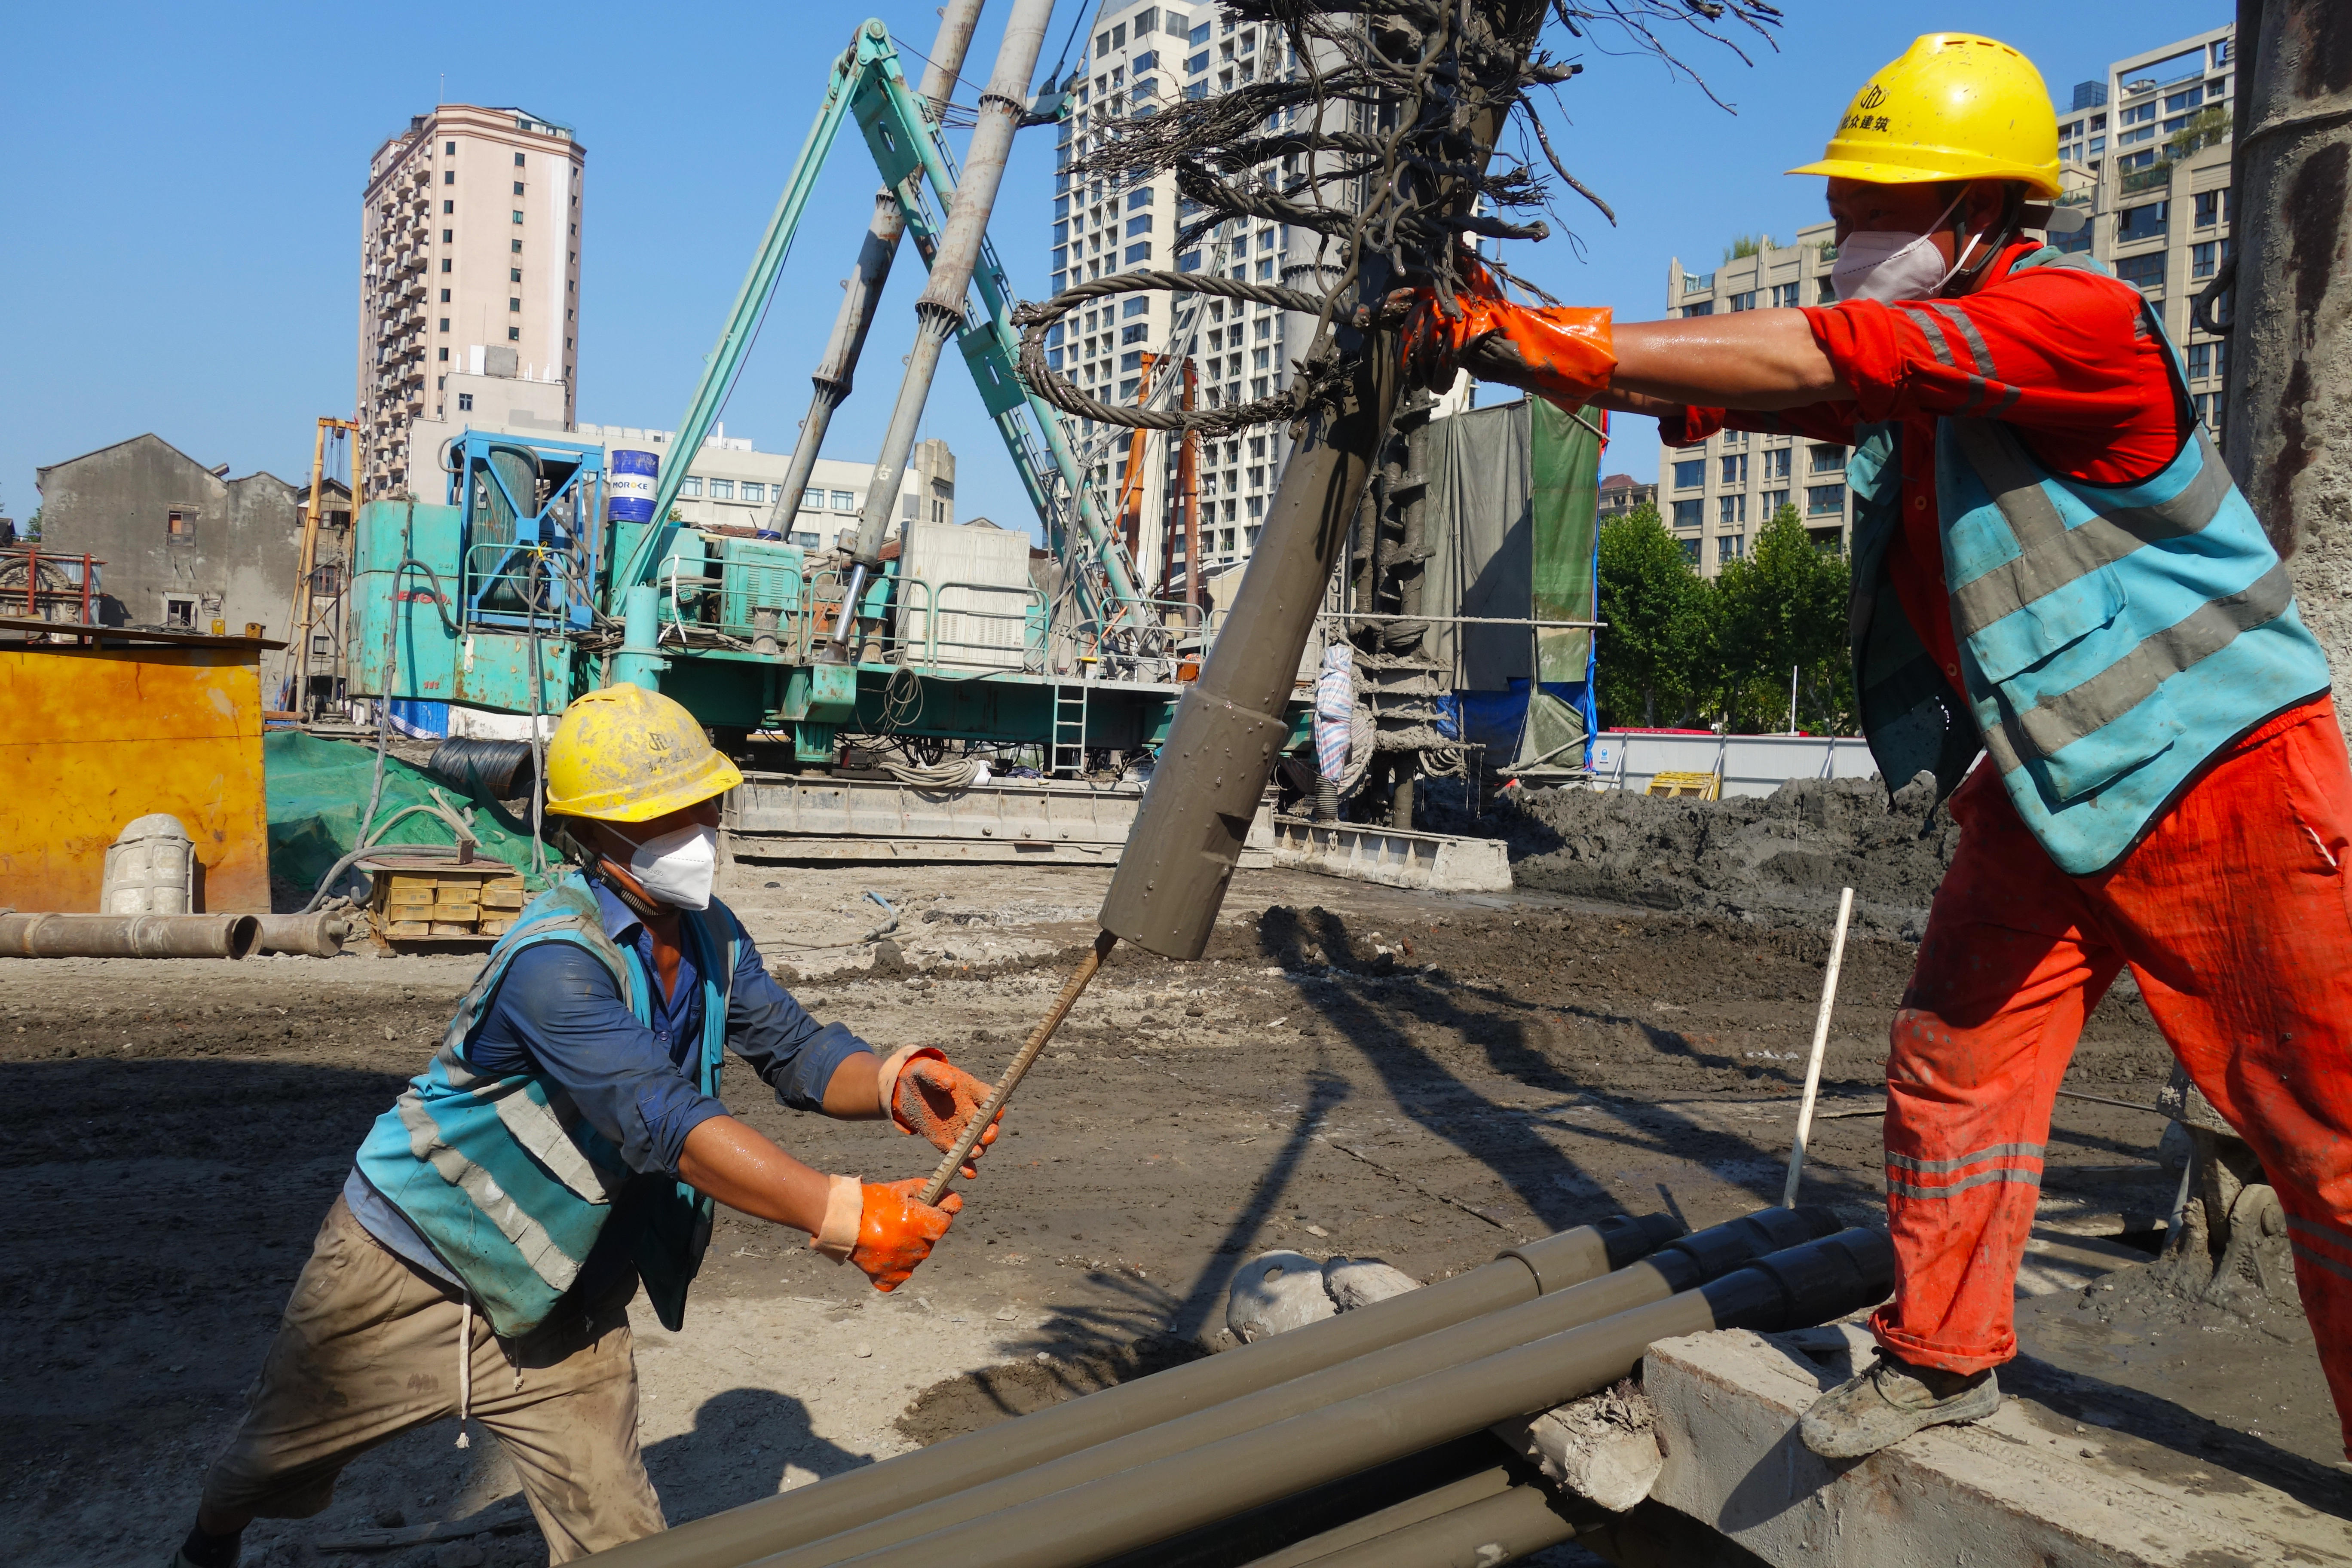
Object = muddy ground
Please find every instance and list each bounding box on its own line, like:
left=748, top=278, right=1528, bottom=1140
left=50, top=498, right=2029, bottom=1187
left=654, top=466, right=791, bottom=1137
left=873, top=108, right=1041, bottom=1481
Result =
left=1425, top=773, right=1957, bottom=934
left=0, top=846, right=2278, bottom=1567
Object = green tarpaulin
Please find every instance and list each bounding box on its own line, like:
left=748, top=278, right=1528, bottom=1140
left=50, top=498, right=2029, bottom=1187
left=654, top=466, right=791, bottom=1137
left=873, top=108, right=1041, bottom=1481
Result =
left=1519, top=400, right=1603, bottom=769
left=264, top=731, right=557, bottom=904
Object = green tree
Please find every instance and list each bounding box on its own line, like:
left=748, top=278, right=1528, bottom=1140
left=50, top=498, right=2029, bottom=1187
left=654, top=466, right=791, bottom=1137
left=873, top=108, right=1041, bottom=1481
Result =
left=2165, top=103, right=2230, bottom=159
left=1714, top=504, right=1853, bottom=732
left=1596, top=502, right=1715, bottom=727
left=1721, top=233, right=1777, bottom=262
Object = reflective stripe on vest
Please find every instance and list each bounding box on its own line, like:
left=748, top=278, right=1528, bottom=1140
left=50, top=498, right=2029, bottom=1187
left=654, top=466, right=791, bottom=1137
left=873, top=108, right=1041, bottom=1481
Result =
left=1931, top=251, right=2331, bottom=872
left=353, top=873, right=735, bottom=1337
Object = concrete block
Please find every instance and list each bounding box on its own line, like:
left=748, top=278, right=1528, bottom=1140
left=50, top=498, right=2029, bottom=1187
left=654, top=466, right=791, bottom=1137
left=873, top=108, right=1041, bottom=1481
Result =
left=1631, top=1324, right=2352, bottom=1566
left=1267, top=817, right=1513, bottom=892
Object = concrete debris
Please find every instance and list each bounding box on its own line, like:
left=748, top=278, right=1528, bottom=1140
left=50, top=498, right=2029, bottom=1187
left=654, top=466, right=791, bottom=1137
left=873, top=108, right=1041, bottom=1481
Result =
left=1322, top=1256, right=1422, bottom=1312
left=1487, top=1378, right=1664, bottom=1514
left=1226, top=1251, right=1339, bottom=1342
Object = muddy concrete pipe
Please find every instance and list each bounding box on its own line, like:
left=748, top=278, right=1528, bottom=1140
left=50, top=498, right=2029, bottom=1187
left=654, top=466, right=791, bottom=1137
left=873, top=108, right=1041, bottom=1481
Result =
left=748, top=1209, right=1832, bottom=1568
left=0, top=913, right=260, bottom=960
left=585, top=1216, right=1679, bottom=1568
left=1291, top=1477, right=1582, bottom=1568
left=1239, top=1464, right=1526, bottom=1568
left=254, top=911, right=354, bottom=957
left=822, top=1228, right=1893, bottom=1568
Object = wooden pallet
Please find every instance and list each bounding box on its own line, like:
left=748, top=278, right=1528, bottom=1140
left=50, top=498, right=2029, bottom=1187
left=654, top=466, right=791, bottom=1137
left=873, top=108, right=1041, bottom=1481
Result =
left=1645, top=769, right=1721, bottom=800
left=364, top=855, right=527, bottom=946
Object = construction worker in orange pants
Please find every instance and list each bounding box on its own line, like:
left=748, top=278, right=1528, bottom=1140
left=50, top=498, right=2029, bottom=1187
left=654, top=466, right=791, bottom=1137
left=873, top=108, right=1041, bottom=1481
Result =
left=1397, top=32, right=2352, bottom=1458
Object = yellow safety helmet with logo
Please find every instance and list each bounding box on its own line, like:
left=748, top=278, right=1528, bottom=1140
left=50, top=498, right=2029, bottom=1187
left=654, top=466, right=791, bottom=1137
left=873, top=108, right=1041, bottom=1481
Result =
left=1788, top=33, right=2062, bottom=198
left=543, top=683, right=744, bottom=823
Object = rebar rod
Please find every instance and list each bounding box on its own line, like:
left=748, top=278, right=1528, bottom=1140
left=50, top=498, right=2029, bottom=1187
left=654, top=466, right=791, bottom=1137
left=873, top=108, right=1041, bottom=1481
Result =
left=918, top=927, right=1114, bottom=1205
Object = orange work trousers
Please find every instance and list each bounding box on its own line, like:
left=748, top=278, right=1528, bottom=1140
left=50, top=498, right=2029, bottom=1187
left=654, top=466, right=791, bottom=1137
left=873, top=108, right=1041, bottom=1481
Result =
left=1874, top=695, right=2352, bottom=1454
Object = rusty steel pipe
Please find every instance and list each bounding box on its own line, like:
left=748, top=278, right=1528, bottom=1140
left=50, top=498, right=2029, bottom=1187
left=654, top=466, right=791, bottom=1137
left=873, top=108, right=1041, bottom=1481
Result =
left=581, top=1216, right=1680, bottom=1568
left=819, top=1229, right=1893, bottom=1568
left=254, top=910, right=355, bottom=957
left=0, top=912, right=260, bottom=960
left=745, top=1209, right=1831, bottom=1568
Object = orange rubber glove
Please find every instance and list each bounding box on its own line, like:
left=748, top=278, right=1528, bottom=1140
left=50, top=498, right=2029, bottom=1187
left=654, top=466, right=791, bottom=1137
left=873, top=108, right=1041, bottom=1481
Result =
left=1398, top=255, right=1615, bottom=409
left=810, top=1175, right=962, bottom=1292
left=879, top=1046, right=1001, bottom=1178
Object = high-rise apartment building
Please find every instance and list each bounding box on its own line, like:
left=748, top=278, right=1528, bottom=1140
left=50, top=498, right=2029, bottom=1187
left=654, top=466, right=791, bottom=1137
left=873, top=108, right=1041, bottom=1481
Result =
left=358, top=104, right=585, bottom=499
left=1654, top=21, right=2238, bottom=581
left=1659, top=228, right=1847, bottom=578
left=2060, top=25, right=2238, bottom=439
left=1044, top=2, right=1334, bottom=597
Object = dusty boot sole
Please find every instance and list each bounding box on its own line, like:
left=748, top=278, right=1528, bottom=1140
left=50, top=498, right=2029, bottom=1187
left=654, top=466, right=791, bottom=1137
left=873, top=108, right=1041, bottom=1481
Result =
left=1799, top=1363, right=2001, bottom=1459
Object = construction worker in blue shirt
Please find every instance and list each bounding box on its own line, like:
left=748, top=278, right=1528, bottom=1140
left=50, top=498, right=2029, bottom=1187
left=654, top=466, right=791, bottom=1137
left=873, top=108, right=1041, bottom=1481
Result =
left=175, top=684, right=999, bottom=1566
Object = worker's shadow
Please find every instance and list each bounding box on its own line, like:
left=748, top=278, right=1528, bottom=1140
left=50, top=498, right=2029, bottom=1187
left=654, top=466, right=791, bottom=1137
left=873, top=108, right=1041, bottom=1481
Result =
left=1164, top=1067, right=1353, bottom=1345
left=642, top=1387, right=867, bottom=1516
left=1253, top=905, right=1880, bottom=1226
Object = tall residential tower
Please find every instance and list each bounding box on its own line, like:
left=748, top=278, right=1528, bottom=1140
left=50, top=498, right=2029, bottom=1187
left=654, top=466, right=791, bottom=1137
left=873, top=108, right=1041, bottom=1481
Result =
left=358, top=104, right=585, bottom=498
left=1045, top=2, right=1335, bottom=599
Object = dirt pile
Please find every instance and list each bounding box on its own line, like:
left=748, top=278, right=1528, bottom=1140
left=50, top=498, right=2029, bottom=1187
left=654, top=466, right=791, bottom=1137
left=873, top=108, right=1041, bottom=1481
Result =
left=1436, top=775, right=1957, bottom=934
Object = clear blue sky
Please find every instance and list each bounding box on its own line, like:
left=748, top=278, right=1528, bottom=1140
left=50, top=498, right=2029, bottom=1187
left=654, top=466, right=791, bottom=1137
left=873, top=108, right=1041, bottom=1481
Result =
left=0, top=1, right=2227, bottom=532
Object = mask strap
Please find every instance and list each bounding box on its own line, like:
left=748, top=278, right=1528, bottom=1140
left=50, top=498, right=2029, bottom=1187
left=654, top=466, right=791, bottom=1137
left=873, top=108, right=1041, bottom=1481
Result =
left=1930, top=188, right=2005, bottom=297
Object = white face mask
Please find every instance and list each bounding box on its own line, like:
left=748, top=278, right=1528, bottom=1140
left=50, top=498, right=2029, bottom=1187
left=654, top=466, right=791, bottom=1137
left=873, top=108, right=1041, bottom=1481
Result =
left=1831, top=192, right=1982, bottom=304
left=618, top=822, right=717, bottom=911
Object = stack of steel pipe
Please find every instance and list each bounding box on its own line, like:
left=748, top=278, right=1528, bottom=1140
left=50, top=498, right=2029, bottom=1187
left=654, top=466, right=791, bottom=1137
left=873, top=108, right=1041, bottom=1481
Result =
left=585, top=1209, right=1893, bottom=1568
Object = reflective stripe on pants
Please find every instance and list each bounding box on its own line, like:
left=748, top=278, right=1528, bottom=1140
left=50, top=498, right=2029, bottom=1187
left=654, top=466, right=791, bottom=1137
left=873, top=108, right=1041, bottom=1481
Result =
left=1875, top=695, right=2352, bottom=1457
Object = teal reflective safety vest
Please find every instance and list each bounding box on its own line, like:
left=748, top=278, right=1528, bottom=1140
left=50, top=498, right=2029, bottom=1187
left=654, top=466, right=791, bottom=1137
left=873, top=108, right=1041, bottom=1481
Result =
left=1850, top=249, right=2331, bottom=874
left=354, top=873, right=737, bottom=1336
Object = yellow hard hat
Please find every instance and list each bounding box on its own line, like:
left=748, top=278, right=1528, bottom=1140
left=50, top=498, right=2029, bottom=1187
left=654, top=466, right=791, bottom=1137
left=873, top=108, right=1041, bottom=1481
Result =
left=1788, top=34, right=2061, bottom=199
left=543, top=683, right=743, bottom=823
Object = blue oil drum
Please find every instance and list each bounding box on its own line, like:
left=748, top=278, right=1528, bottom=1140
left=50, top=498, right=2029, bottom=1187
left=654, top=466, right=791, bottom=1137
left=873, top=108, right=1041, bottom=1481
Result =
left=609, top=449, right=659, bottom=524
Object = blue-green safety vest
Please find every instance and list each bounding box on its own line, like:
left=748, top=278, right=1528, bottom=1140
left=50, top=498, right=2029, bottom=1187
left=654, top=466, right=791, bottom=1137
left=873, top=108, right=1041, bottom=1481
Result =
left=354, top=873, right=737, bottom=1336
left=1849, top=248, right=2331, bottom=873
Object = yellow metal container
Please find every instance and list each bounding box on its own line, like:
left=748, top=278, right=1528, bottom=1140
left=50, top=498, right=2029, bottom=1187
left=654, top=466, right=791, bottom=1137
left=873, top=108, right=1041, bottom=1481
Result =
left=0, top=629, right=274, bottom=913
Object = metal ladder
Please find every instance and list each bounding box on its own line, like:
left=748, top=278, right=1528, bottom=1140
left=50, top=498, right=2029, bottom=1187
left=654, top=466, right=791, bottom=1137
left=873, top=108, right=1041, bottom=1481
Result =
left=1050, top=683, right=1089, bottom=777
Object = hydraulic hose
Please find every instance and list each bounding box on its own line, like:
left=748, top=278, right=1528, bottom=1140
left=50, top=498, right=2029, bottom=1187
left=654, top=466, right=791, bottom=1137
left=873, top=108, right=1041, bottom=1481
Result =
left=582, top=1215, right=1682, bottom=1568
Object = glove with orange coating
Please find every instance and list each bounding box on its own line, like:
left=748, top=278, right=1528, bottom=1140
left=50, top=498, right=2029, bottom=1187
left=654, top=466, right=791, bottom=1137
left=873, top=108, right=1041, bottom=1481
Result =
left=809, top=1175, right=962, bottom=1292
left=1396, top=254, right=1615, bottom=409
left=878, top=1045, right=1001, bottom=1178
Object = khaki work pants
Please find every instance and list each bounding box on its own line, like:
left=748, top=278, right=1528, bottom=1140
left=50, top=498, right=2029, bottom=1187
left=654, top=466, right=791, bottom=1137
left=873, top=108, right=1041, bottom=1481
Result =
left=199, top=1196, right=666, bottom=1562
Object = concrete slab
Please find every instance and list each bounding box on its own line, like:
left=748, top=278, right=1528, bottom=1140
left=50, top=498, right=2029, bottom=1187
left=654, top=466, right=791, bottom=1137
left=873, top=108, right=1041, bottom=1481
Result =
left=1620, top=1323, right=2352, bottom=1568
left=1267, top=817, right=1513, bottom=892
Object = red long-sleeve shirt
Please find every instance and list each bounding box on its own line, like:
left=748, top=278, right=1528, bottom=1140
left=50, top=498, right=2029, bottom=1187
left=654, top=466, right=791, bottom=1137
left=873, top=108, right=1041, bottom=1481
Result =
left=1664, top=242, right=2190, bottom=694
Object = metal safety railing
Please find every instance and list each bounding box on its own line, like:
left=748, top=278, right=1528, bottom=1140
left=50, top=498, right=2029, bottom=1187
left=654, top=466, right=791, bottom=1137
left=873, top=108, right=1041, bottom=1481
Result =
left=0, top=547, right=103, bottom=628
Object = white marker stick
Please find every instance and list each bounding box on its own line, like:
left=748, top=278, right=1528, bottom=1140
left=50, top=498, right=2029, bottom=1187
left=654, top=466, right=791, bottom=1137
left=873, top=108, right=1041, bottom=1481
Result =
left=1783, top=886, right=1856, bottom=1209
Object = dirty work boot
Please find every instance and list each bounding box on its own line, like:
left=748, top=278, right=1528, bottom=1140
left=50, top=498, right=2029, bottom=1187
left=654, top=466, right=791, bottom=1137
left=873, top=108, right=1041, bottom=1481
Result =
left=1798, top=1352, right=2001, bottom=1458
left=1313, top=780, right=1339, bottom=822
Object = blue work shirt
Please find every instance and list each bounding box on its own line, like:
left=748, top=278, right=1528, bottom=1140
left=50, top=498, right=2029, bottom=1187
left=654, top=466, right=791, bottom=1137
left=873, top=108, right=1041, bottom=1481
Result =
left=346, top=880, right=871, bottom=1287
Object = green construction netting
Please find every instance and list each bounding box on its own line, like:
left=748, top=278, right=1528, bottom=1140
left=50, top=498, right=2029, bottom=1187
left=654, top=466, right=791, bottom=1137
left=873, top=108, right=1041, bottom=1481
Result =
left=264, top=731, right=557, bottom=904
